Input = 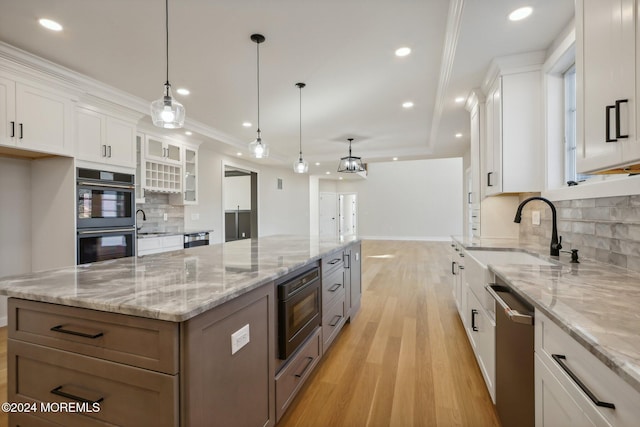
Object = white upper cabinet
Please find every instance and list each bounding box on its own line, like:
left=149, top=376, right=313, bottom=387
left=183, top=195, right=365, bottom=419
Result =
left=76, top=106, right=137, bottom=168
left=146, top=136, right=181, bottom=165
left=0, top=75, right=74, bottom=156
left=577, top=0, right=640, bottom=172
left=482, top=54, right=544, bottom=197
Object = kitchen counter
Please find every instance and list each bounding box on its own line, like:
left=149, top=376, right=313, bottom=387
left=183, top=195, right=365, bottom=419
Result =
left=136, top=228, right=213, bottom=239
left=0, top=235, right=359, bottom=322
left=453, top=236, right=640, bottom=394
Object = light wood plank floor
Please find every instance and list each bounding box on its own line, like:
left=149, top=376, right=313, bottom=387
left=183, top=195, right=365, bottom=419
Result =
left=278, top=240, right=501, bottom=427
left=0, top=241, right=500, bottom=427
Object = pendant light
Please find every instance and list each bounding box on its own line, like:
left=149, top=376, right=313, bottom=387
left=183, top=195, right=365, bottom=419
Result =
left=248, top=34, right=269, bottom=158
left=338, top=138, right=365, bottom=173
left=150, top=0, right=185, bottom=129
left=293, top=82, right=309, bottom=173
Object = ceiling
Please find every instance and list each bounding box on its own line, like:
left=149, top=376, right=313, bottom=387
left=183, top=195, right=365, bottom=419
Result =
left=0, top=0, right=574, bottom=176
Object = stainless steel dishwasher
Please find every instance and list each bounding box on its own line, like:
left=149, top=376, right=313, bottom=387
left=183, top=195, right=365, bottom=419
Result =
left=486, top=280, right=534, bottom=427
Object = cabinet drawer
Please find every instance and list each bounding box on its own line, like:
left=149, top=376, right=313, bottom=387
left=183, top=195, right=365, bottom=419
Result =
left=275, top=327, right=321, bottom=421
left=322, top=266, right=344, bottom=309
left=535, top=310, right=640, bottom=426
left=322, top=250, right=344, bottom=276
left=162, top=235, right=183, bottom=250
left=8, top=299, right=178, bottom=374
left=8, top=340, right=178, bottom=427
left=322, top=290, right=346, bottom=352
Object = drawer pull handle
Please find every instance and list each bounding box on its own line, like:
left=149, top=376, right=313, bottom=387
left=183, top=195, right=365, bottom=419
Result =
left=328, top=258, right=341, bottom=265
left=551, top=354, right=616, bottom=410
left=328, top=283, right=341, bottom=292
left=329, top=314, right=342, bottom=327
left=294, top=356, right=314, bottom=378
left=51, top=386, right=104, bottom=404
left=471, top=309, right=479, bottom=331
left=50, top=325, right=104, bottom=339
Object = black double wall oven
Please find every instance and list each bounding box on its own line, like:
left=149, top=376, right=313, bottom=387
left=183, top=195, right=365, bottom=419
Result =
left=76, top=168, right=136, bottom=265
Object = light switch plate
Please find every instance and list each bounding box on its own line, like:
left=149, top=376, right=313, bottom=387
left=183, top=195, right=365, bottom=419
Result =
left=231, top=324, right=250, bottom=355
left=532, top=211, right=541, bottom=226
left=163, top=213, right=168, bottom=221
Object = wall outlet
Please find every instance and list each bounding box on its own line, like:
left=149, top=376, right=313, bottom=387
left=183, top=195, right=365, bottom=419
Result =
left=191, top=213, right=200, bottom=221
left=241, top=232, right=245, bottom=237
left=231, top=324, right=250, bottom=355
left=532, top=210, right=541, bottom=226
left=163, top=213, right=168, bottom=221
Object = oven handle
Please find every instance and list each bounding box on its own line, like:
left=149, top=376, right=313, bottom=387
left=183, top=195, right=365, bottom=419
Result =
left=77, top=181, right=135, bottom=190
left=78, top=227, right=136, bottom=235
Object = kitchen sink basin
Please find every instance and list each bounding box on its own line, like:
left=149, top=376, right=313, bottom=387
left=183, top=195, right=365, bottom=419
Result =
left=466, top=249, right=557, bottom=267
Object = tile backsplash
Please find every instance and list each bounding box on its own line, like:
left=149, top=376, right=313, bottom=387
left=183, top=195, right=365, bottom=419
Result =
left=136, top=193, right=184, bottom=232
left=517, top=194, right=640, bottom=272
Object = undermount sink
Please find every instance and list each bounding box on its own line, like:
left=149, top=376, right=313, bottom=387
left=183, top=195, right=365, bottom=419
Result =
left=466, top=249, right=558, bottom=267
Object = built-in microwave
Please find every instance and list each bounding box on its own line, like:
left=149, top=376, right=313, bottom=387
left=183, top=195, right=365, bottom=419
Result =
left=76, top=168, right=135, bottom=229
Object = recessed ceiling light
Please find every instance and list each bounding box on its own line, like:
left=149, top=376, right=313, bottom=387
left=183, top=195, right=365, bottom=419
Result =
left=339, top=177, right=343, bottom=180
left=395, top=47, right=411, bottom=57
left=325, top=171, right=331, bottom=175
left=455, top=133, right=463, bottom=138
left=402, top=101, right=414, bottom=109
left=509, top=6, right=533, bottom=21
left=39, top=18, right=63, bottom=32
left=315, top=162, right=320, bottom=166
left=455, top=96, right=466, bottom=103
left=185, top=131, right=192, bottom=136
left=176, top=88, right=190, bottom=96
left=236, top=152, right=242, bottom=156
left=393, top=157, right=398, bottom=161
left=242, top=122, right=252, bottom=128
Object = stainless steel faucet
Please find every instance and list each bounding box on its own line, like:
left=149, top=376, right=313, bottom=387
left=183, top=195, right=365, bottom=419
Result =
left=514, top=196, right=562, bottom=256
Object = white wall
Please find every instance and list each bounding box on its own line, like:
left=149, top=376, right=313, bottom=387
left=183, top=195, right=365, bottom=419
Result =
left=184, top=145, right=310, bottom=243
left=335, top=158, right=464, bottom=240
left=223, top=175, right=251, bottom=210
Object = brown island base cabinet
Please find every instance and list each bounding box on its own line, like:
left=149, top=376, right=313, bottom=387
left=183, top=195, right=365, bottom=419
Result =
left=7, top=242, right=362, bottom=427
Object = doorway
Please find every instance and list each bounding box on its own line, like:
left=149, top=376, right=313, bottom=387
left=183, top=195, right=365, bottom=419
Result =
left=223, top=166, right=258, bottom=242
left=319, top=192, right=337, bottom=238
left=338, top=193, right=357, bottom=236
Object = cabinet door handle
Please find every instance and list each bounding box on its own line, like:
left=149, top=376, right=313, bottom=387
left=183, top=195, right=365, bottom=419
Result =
left=329, top=314, right=342, bottom=327
left=451, top=261, right=457, bottom=275
left=551, top=354, right=615, bottom=409
left=328, top=283, right=342, bottom=292
left=471, top=309, right=479, bottom=331
left=50, top=385, right=104, bottom=404
left=615, top=99, right=629, bottom=139
left=468, top=192, right=472, bottom=204
left=344, top=253, right=351, bottom=269
left=102, top=145, right=107, bottom=157
left=19, top=123, right=23, bottom=139
left=606, top=105, right=617, bottom=142
left=10, top=121, right=15, bottom=137
left=487, top=172, right=493, bottom=187
left=50, top=324, right=104, bottom=339
left=108, top=145, right=112, bottom=158
left=294, top=356, right=314, bottom=378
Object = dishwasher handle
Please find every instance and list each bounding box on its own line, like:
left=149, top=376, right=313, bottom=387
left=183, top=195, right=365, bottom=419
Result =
left=486, top=284, right=533, bottom=325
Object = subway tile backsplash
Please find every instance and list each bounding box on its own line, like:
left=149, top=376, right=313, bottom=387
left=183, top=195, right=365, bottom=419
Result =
left=136, top=193, right=184, bottom=232
left=518, top=194, right=640, bottom=272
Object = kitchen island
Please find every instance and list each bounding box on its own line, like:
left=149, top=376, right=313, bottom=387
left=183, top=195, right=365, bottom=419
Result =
left=0, top=235, right=361, bottom=427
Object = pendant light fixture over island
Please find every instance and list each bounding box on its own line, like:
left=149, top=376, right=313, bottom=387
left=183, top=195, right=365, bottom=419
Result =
left=248, top=33, right=269, bottom=159
left=338, top=138, right=365, bottom=173
left=293, top=82, right=308, bottom=174
left=150, top=0, right=185, bottom=129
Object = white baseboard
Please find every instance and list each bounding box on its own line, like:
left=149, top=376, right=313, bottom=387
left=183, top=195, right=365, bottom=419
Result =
left=360, top=235, right=452, bottom=242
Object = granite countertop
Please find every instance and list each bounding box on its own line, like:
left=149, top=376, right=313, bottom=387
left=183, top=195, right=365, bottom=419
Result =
left=452, top=235, right=640, bottom=394
left=0, top=235, right=358, bottom=322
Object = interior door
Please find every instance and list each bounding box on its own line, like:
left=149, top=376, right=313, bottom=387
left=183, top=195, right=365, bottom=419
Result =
left=319, top=192, right=337, bottom=238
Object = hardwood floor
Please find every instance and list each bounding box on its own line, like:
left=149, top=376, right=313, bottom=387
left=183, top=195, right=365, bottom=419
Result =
left=278, top=240, right=501, bottom=427
left=0, top=241, right=500, bottom=427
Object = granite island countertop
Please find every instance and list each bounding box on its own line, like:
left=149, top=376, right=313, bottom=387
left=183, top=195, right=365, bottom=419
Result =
left=452, top=235, right=640, bottom=394
left=0, top=235, right=359, bottom=322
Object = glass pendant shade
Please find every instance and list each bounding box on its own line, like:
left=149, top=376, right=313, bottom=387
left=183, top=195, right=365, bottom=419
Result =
left=151, top=83, right=185, bottom=129
left=293, top=156, right=309, bottom=173
left=249, top=131, right=269, bottom=159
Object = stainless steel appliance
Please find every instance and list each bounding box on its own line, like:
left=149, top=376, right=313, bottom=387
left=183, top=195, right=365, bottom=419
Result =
left=276, top=264, right=321, bottom=360
left=77, top=168, right=135, bottom=229
left=76, top=168, right=136, bottom=264
left=486, top=281, right=534, bottom=427
left=184, top=232, right=210, bottom=248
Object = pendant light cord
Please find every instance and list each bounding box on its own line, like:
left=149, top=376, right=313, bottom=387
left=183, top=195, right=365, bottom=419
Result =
left=299, top=85, right=303, bottom=157
left=256, top=40, right=261, bottom=133
left=165, top=0, right=169, bottom=87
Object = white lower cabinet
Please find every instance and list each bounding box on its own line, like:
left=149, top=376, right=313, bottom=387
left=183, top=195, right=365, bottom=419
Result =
left=137, top=235, right=183, bottom=256
left=535, top=310, right=640, bottom=427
